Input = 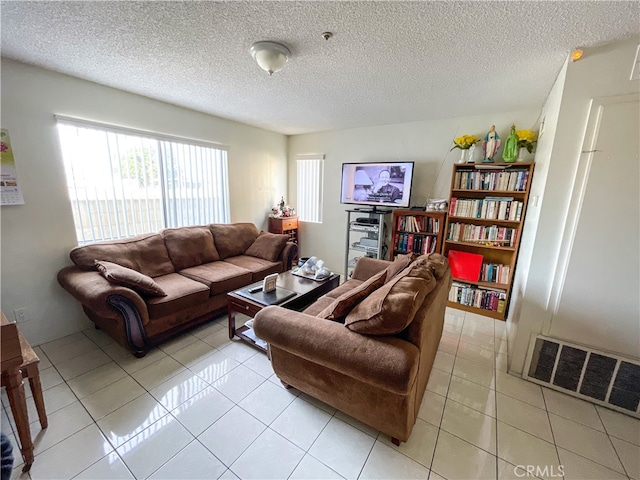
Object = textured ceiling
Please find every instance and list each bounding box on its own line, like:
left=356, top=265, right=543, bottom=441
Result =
left=1, top=1, right=638, bottom=135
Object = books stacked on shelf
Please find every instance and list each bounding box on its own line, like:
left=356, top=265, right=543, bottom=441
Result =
left=453, top=169, right=530, bottom=191
left=449, top=197, right=523, bottom=221
left=481, top=263, right=511, bottom=284
left=446, top=222, right=516, bottom=247
left=449, top=282, right=507, bottom=313
left=396, top=215, right=440, bottom=233
left=394, top=233, right=438, bottom=255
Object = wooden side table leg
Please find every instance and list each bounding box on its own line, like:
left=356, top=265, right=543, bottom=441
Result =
left=228, top=308, right=236, bottom=340
left=28, top=373, right=48, bottom=429
left=3, top=370, right=34, bottom=472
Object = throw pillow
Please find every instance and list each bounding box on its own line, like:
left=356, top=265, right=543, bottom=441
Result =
left=161, top=226, right=220, bottom=270
left=420, top=252, right=449, bottom=279
left=383, top=253, right=418, bottom=284
left=316, top=269, right=387, bottom=321
left=345, top=257, right=437, bottom=335
left=245, top=231, right=289, bottom=262
left=95, top=260, right=167, bottom=297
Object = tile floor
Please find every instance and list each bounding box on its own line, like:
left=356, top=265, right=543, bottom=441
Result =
left=2, top=308, right=639, bottom=480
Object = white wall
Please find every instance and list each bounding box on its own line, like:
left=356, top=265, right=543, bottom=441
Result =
left=287, top=110, right=540, bottom=275
left=509, top=37, right=640, bottom=374
left=506, top=59, right=568, bottom=370
left=0, top=59, right=287, bottom=346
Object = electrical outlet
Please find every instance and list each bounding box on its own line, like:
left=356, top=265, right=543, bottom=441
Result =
left=14, top=307, right=28, bottom=323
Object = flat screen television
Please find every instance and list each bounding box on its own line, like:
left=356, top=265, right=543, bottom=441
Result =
left=340, top=161, right=414, bottom=210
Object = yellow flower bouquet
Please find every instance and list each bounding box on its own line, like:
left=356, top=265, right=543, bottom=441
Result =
left=450, top=134, right=480, bottom=151
left=516, top=130, right=538, bottom=153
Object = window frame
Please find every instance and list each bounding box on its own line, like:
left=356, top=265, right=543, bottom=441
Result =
left=296, top=154, right=324, bottom=224
left=56, top=115, right=230, bottom=244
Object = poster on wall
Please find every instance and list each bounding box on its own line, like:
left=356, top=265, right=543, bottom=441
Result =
left=0, top=129, right=25, bottom=205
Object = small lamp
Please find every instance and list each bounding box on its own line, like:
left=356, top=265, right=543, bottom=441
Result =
left=250, top=41, right=291, bottom=75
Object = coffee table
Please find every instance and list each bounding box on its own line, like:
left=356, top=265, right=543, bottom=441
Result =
left=227, top=270, right=340, bottom=352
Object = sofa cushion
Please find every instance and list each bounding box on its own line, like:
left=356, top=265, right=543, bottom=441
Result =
left=302, top=296, right=336, bottom=316
left=317, top=270, right=387, bottom=321
left=345, top=257, right=438, bottom=335
left=245, top=231, right=289, bottom=262
left=383, top=253, right=418, bottom=284
left=94, top=260, right=167, bottom=297
left=179, top=261, right=253, bottom=295
left=209, top=223, right=260, bottom=259
left=145, top=273, right=210, bottom=319
left=223, top=255, right=282, bottom=282
left=161, top=226, right=220, bottom=270
left=324, top=278, right=363, bottom=299
left=70, top=233, right=174, bottom=277
left=418, top=253, right=449, bottom=279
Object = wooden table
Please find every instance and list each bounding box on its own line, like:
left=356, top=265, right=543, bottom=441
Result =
left=1, top=312, right=33, bottom=472
left=227, top=270, right=340, bottom=352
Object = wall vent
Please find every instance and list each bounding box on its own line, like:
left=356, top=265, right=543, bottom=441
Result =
left=524, top=335, right=640, bottom=419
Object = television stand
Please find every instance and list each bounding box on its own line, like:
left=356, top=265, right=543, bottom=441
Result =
left=344, top=209, right=391, bottom=279
left=353, top=207, right=392, bottom=214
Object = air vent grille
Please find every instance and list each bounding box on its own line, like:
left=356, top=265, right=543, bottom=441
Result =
left=524, top=336, right=640, bottom=418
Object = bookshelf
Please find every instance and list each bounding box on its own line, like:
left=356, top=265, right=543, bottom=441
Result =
left=442, top=162, right=535, bottom=320
left=390, top=210, right=445, bottom=260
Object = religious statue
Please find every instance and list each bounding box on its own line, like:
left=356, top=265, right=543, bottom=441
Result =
left=482, top=125, right=500, bottom=163
left=503, top=125, right=519, bottom=163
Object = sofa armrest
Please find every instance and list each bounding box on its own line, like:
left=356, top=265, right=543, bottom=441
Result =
left=57, top=266, right=150, bottom=326
left=253, top=306, right=419, bottom=394
left=280, top=241, right=298, bottom=271
left=351, top=257, right=390, bottom=281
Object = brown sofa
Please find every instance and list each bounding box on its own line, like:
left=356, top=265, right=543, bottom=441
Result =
left=253, top=253, right=451, bottom=444
left=58, top=223, right=297, bottom=356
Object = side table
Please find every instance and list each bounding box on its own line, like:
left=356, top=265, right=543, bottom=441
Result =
left=1, top=312, right=33, bottom=472
left=268, top=216, right=299, bottom=264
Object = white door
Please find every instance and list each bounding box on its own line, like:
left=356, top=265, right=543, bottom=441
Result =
left=550, top=95, right=640, bottom=358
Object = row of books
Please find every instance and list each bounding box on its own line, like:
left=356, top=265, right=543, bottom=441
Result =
left=453, top=170, right=530, bottom=192
left=449, top=283, right=506, bottom=313
left=449, top=197, right=523, bottom=221
left=481, top=263, right=511, bottom=284
left=394, top=233, right=438, bottom=255
left=396, top=215, right=440, bottom=233
left=447, top=222, right=516, bottom=246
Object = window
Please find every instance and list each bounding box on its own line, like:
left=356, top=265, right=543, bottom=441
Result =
left=296, top=154, right=324, bottom=223
left=56, top=116, right=230, bottom=244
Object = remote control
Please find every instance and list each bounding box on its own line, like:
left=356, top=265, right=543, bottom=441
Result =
left=248, top=286, right=262, bottom=293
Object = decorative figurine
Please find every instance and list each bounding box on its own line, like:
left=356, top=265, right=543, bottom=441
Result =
left=482, top=125, right=500, bottom=163
left=503, top=125, right=519, bottom=163
left=467, top=143, right=477, bottom=163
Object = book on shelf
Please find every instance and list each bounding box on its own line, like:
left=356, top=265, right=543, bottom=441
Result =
left=449, top=282, right=507, bottom=313
left=481, top=263, right=511, bottom=284
left=446, top=222, right=516, bottom=246
left=449, top=197, right=522, bottom=221
left=394, top=232, right=438, bottom=255
left=454, top=169, right=529, bottom=192
left=396, top=214, right=440, bottom=233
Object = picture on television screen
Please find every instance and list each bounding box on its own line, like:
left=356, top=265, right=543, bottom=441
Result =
left=340, top=162, right=414, bottom=208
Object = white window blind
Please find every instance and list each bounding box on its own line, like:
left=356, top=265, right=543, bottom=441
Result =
left=296, top=155, right=324, bottom=223
left=56, top=117, right=230, bottom=245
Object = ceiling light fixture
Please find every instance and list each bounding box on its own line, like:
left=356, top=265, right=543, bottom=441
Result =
left=250, top=41, right=290, bottom=76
